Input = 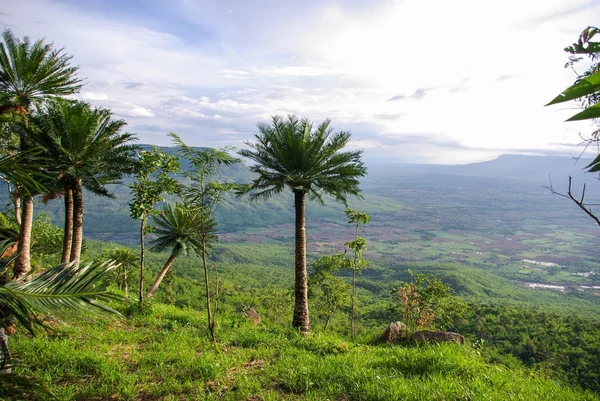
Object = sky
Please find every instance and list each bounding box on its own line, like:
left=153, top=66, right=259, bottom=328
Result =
left=2, top=0, right=599, bottom=164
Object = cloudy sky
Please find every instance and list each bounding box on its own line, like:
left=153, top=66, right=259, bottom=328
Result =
left=2, top=0, right=599, bottom=163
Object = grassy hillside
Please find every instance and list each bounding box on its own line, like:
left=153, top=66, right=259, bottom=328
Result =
left=9, top=303, right=598, bottom=401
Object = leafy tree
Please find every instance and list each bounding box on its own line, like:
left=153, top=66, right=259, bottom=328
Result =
left=129, top=148, right=180, bottom=304
left=308, top=254, right=350, bottom=332
left=344, top=208, right=370, bottom=338
left=25, top=99, right=138, bottom=265
left=0, top=29, right=81, bottom=278
left=145, top=203, right=202, bottom=299
left=170, top=133, right=242, bottom=341
left=392, top=271, right=467, bottom=334
left=238, top=115, right=366, bottom=333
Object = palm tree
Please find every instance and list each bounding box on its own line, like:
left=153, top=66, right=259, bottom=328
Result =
left=25, top=100, right=138, bottom=266
left=0, top=29, right=82, bottom=278
left=145, top=203, right=202, bottom=299
left=107, top=248, right=137, bottom=298
left=238, top=115, right=366, bottom=332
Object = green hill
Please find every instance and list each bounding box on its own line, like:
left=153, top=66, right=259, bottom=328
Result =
left=10, top=302, right=598, bottom=401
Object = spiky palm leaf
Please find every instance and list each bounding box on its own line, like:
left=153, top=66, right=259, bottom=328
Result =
left=238, top=115, right=366, bottom=204
left=150, top=203, right=203, bottom=257
left=0, top=148, right=47, bottom=196
left=0, top=29, right=82, bottom=109
left=24, top=99, right=139, bottom=197
left=0, top=259, right=123, bottom=335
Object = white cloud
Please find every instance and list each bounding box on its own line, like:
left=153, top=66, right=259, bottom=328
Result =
left=1, top=0, right=599, bottom=162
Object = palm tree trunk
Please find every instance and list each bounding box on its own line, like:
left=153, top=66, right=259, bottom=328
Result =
left=69, top=179, right=83, bottom=266
left=139, top=217, right=146, bottom=304
left=146, top=251, right=178, bottom=299
left=12, top=193, right=21, bottom=226
left=292, top=190, right=310, bottom=333
left=201, top=233, right=215, bottom=341
left=61, top=188, right=73, bottom=264
left=13, top=196, right=33, bottom=279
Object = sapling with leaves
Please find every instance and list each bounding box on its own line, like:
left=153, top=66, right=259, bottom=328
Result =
left=308, top=254, right=350, bottom=332
left=129, top=148, right=180, bottom=304
left=344, top=208, right=370, bottom=338
left=169, top=133, right=243, bottom=342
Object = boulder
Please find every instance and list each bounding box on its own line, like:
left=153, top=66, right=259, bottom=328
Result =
left=412, top=330, right=464, bottom=344
left=379, top=321, right=408, bottom=344
left=244, top=307, right=261, bottom=325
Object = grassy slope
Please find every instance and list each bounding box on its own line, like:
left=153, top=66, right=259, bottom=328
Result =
left=9, top=303, right=598, bottom=401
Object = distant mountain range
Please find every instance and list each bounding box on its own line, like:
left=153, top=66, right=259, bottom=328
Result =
left=368, top=153, right=597, bottom=188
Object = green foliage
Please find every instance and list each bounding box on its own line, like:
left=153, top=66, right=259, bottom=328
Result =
left=104, top=248, right=137, bottom=297
left=26, top=99, right=139, bottom=197
left=169, top=132, right=243, bottom=341
left=456, top=304, right=600, bottom=393
left=391, top=271, right=467, bottom=333
left=309, top=254, right=350, bottom=332
left=0, top=259, right=123, bottom=335
left=547, top=26, right=600, bottom=171
left=239, top=114, right=366, bottom=203
left=129, top=147, right=180, bottom=226
left=150, top=203, right=203, bottom=257
left=0, top=149, right=48, bottom=196
left=8, top=302, right=599, bottom=401
left=0, top=29, right=82, bottom=109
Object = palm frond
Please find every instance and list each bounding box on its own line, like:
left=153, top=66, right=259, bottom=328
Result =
left=239, top=114, right=366, bottom=202
left=0, top=261, right=124, bottom=334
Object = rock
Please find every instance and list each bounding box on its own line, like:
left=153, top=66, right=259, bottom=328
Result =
left=412, top=330, right=464, bottom=344
left=244, top=307, right=261, bottom=325
left=379, top=321, right=408, bottom=344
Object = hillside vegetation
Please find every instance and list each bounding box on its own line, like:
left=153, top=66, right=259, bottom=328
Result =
left=10, top=303, right=599, bottom=401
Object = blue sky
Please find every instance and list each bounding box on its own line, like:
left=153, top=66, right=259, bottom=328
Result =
left=2, top=0, right=599, bottom=163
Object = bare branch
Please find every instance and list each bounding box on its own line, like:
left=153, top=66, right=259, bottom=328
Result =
left=567, top=176, right=600, bottom=227
left=545, top=176, right=600, bottom=227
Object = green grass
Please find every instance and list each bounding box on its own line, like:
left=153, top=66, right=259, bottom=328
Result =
left=6, top=303, right=598, bottom=401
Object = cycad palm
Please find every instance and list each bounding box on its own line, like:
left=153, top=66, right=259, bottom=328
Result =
left=145, top=203, right=202, bottom=299
left=238, top=115, right=366, bottom=332
left=25, top=100, right=138, bottom=266
left=0, top=29, right=81, bottom=110
left=0, top=29, right=81, bottom=278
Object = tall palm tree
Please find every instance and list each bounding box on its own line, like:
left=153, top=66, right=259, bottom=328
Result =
left=0, top=29, right=82, bottom=278
left=145, top=203, right=202, bottom=299
left=238, top=115, right=366, bottom=332
left=25, top=100, right=138, bottom=266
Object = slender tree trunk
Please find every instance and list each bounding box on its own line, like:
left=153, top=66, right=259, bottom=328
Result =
left=13, top=196, right=33, bottom=279
left=61, top=188, right=73, bottom=264
left=201, top=233, right=215, bottom=342
left=69, top=179, right=83, bottom=266
left=292, top=190, right=310, bottom=333
left=12, top=194, right=21, bottom=227
left=146, top=251, right=178, bottom=299
left=124, top=266, right=128, bottom=298
left=324, top=310, right=333, bottom=332
left=139, top=217, right=146, bottom=304
left=351, top=270, right=356, bottom=338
